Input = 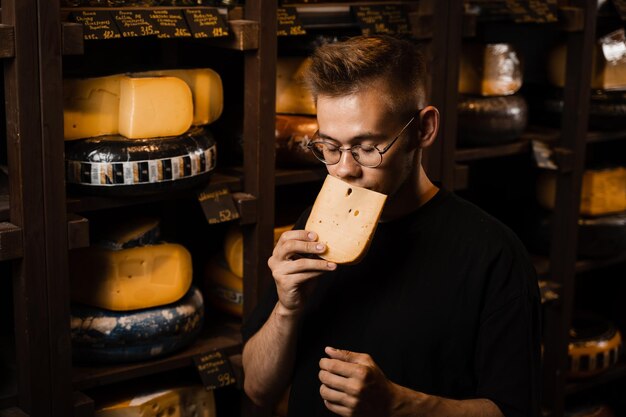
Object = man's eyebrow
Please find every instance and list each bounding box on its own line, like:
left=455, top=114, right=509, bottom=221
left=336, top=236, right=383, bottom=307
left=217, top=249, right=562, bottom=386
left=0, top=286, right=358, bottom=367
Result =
left=316, top=131, right=386, bottom=144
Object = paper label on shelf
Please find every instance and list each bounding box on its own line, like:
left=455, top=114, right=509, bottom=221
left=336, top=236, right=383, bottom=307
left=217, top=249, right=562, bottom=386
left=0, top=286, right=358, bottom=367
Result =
left=277, top=7, right=306, bottom=37
left=184, top=8, right=229, bottom=38
left=147, top=9, right=192, bottom=39
left=352, top=5, right=411, bottom=36
left=70, top=10, right=122, bottom=40
left=112, top=10, right=158, bottom=38
left=197, top=187, right=240, bottom=225
left=531, top=140, right=558, bottom=170
left=193, top=349, right=237, bottom=390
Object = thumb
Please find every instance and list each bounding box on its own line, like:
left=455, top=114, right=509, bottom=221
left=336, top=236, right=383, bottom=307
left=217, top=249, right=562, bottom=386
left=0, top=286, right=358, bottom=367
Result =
left=325, top=346, right=366, bottom=364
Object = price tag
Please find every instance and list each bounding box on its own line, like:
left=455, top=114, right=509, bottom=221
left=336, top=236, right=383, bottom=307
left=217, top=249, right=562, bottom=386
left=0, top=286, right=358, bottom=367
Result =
left=193, top=350, right=237, bottom=390
left=147, top=9, right=192, bottom=38
left=70, top=10, right=122, bottom=40
left=277, top=7, right=306, bottom=36
left=531, top=140, right=558, bottom=170
left=352, top=5, right=411, bottom=36
left=112, top=10, right=158, bottom=38
left=611, top=0, right=626, bottom=20
left=184, top=8, right=229, bottom=38
left=197, top=187, right=241, bottom=225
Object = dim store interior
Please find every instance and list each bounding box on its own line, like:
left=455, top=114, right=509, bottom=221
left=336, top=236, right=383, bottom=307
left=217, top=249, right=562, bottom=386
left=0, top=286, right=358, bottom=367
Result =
left=2, top=0, right=626, bottom=416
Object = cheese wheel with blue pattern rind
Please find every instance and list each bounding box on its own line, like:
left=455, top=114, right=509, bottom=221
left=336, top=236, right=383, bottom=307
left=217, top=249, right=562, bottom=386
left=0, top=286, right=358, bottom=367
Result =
left=65, top=126, right=216, bottom=196
left=71, top=286, right=204, bottom=364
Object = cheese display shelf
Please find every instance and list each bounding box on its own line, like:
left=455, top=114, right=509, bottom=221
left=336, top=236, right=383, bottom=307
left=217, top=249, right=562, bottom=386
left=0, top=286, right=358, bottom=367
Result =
left=72, top=315, right=242, bottom=391
left=454, top=138, right=531, bottom=162
left=66, top=171, right=241, bottom=214
left=532, top=252, right=626, bottom=280
left=565, top=361, right=626, bottom=396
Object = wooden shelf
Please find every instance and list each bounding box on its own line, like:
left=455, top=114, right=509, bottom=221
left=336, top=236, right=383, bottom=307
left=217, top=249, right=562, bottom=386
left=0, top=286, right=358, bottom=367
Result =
left=275, top=167, right=327, bottom=186
left=531, top=252, right=626, bottom=279
left=66, top=171, right=241, bottom=214
left=0, top=24, right=15, bottom=59
left=0, top=223, right=22, bottom=262
left=72, top=316, right=242, bottom=391
left=0, top=197, right=8, bottom=223
left=565, top=360, right=626, bottom=396
left=455, top=139, right=531, bottom=162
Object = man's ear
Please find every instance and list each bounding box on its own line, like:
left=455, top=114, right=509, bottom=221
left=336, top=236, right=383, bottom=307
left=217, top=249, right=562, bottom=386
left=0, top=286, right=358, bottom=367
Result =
left=418, top=106, right=439, bottom=149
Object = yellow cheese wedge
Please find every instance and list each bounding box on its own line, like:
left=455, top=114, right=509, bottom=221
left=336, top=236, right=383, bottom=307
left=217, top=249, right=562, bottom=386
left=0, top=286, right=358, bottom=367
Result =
left=459, top=43, right=522, bottom=96
left=305, top=175, right=387, bottom=264
left=204, top=254, right=243, bottom=317
left=64, top=75, right=124, bottom=141
left=276, top=56, right=316, bottom=115
left=134, top=68, right=224, bottom=125
left=119, top=76, right=193, bottom=139
left=70, top=243, right=193, bottom=311
left=224, top=224, right=294, bottom=277
left=95, top=385, right=216, bottom=417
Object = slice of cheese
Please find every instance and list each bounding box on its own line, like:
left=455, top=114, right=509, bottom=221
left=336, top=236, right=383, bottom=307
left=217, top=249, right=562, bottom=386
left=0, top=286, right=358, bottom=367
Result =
left=276, top=56, right=316, bottom=115
left=134, top=68, right=224, bottom=125
left=64, top=75, right=124, bottom=141
left=224, top=223, right=294, bottom=277
left=94, top=385, right=216, bottom=417
left=305, top=175, right=387, bottom=264
left=458, top=43, right=522, bottom=96
left=70, top=243, right=192, bottom=311
left=119, top=76, right=193, bottom=139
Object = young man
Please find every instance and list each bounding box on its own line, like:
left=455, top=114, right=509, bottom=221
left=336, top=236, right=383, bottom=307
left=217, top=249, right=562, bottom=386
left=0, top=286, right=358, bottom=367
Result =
left=242, top=35, right=541, bottom=417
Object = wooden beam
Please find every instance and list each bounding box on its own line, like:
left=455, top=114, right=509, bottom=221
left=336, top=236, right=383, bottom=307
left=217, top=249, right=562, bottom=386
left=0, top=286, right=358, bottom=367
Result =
left=0, top=223, right=22, bottom=261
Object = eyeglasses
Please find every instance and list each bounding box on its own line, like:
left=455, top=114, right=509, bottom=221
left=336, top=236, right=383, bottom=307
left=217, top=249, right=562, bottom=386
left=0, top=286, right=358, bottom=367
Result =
left=306, top=115, right=417, bottom=168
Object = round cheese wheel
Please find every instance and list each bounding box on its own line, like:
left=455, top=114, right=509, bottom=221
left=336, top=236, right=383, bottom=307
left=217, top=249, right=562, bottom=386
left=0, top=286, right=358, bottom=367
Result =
left=458, top=43, right=522, bottom=97
left=568, top=311, right=622, bottom=379
left=65, top=126, right=216, bottom=196
left=70, top=285, right=204, bottom=364
left=543, top=89, right=626, bottom=131
left=457, top=94, right=528, bottom=147
left=204, top=254, right=243, bottom=318
left=275, top=114, right=320, bottom=168
left=276, top=56, right=316, bottom=115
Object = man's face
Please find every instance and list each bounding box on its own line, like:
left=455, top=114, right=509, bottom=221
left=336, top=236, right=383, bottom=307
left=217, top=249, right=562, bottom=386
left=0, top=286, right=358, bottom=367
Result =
left=315, top=85, right=417, bottom=197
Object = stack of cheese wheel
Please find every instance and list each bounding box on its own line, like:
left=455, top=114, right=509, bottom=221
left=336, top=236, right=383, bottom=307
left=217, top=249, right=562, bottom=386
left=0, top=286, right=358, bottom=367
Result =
left=568, top=311, right=622, bottom=379
left=532, top=168, right=626, bottom=259
left=92, top=383, right=216, bottom=417
left=457, top=43, right=528, bottom=147
left=69, top=217, right=204, bottom=364
left=63, top=68, right=223, bottom=195
left=204, top=223, right=294, bottom=317
left=275, top=56, right=320, bottom=168
left=546, top=28, right=626, bottom=130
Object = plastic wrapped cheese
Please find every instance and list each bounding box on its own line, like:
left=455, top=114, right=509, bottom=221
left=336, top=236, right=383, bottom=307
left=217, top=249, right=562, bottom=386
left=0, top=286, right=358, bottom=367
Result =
left=458, top=43, right=522, bottom=96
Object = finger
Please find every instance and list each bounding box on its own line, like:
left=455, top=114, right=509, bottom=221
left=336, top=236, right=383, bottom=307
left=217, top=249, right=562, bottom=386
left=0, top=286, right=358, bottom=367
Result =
left=319, top=368, right=362, bottom=397
left=276, top=257, right=336, bottom=276
left=319, top=383, right=356, bottom=408
left=325, top=346, right=372, bottom=366
left=274, top=238, right=328, bottom=261
left=323, top=398, right=352, bottom=417
left=319, top=357, right=356, bottom=379
left=277, top=230, right=317, bottom=245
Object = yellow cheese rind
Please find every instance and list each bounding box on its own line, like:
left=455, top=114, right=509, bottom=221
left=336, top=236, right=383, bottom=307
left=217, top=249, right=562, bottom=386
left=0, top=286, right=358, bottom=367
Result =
left=459, top=43, right=522, bottom=96
left=63, top=75, right=124, bottom=141
left=70, top=243, right=193, bottom=311
left=95, top=385, right=216, bottom=417
left=134, top=68, right=224, bottom=125
left=276, top=57, right=317, bottom=115
left=119, top=76, right=193, bottom=139
left=305, top=175, right=387, bottom=264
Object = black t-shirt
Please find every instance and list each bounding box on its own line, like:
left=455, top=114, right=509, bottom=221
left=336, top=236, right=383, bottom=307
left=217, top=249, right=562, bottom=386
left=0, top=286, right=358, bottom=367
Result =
left=242, top=188, right=542, bottom=417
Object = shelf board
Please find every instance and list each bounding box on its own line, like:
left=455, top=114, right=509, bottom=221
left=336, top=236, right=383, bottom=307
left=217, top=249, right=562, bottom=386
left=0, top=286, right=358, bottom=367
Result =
left=455, top=139, right=531, bottom=162
left=531, top=252, right=626, bottom=279
left=275, top=167, right=327, bottom=186
left=586, top=129, right=626, bottom=144
left=0, top=197, right=8, bottom=223
left=0, top=24, right=15, bottom=59
left=565, top=360, right=626, bottom=396
left=66, top=171, right=241, bottom=214
left=72, top=316, right=242, bottom=391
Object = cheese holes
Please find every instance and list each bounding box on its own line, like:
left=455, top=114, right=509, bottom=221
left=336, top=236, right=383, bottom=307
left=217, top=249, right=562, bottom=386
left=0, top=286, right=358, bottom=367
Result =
left=354, top=210, right=359, bottom=217
left=346, top=188, right=352, bottom=196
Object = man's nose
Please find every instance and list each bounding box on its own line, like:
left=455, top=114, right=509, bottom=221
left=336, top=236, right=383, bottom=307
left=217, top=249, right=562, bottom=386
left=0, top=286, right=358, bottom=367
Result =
left=334, top=149, right=362, bottom=178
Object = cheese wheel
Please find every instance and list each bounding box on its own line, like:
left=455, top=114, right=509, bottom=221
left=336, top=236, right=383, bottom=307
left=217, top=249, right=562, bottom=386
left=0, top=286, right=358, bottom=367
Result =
left=458, top=43, right=522, bottom=96
left=65, top=126, right=216, bottom=196
left=71, top=286, right=204, bottom=364
left=224, top=224, right=294, bottom=278
left=134, top=68, right=224, bottom=126
left=94, top=385, right=216, bottom=417
left=542, top=89, right=626, bottom=131
left=275, top=114, right=320, bottom=168
left=276, top=56, right=316, bottom=115
left=69, top=242, right=193, bottom=311
left=305, top=175, right=387, bottom=264
left=204, top=254, right=243, bottom=317
left=457, top=94, right=528, bottom=147
left=568, top=312, right=622, bottom=379
left=93, top=217, right=161, bottom=250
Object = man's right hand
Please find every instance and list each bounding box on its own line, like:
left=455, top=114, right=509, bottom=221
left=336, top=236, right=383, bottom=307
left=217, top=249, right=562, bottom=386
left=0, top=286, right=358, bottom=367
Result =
left=268, top=230, right=337, bottom=315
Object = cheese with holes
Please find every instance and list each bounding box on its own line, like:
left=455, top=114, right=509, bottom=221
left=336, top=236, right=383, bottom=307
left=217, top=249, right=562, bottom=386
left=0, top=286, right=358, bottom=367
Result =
left=64, top=75, right=194, bottom=140
left=548, top=30, right=626, bottom=91
left=305, top=175, right=387, bottom=264
left=537, top=168, right=626, bottom=216
left=204, top=254, right=243, bottom=317
left=95, top=385, right=216, bottom=417
left=119, top=76, right=193, bottom=139
left=458, top=43, right=522, bottom=96
left=64, top=75, right=124, bottom=140
left=134, top=68, right=224, bottom=125
left=224, top=224, right=294, bottom=277
left=70, top=243, right=192, bottom=311
left=276, top=57, right=316, bottom=115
